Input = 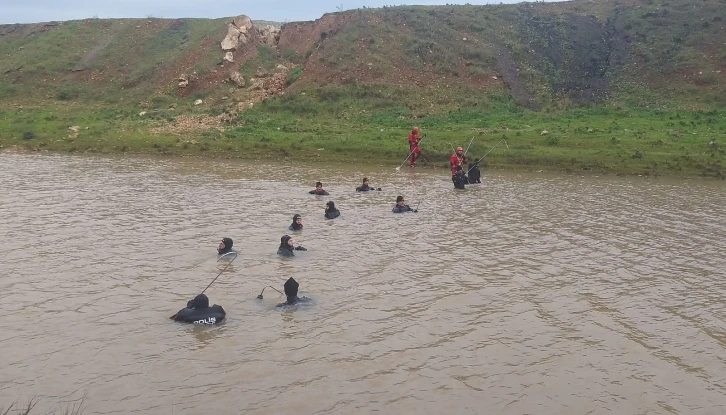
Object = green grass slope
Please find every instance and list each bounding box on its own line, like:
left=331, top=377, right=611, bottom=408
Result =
left=0, top=0, right=724, bottom=178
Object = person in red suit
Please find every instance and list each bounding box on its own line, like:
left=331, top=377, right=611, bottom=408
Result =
left=408, top=126, right=422, bottom=167
left=450, top=146, right=468, bottom=176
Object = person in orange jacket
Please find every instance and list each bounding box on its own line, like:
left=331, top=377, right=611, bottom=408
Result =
left=408, top=126, right=422, bottom=167
left=450, top=146, right=468, bottom=176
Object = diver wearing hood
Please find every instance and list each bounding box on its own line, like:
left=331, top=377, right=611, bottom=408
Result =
left=277, top=235, right=308, bottom=257
left=217, top=237, right=237, bottom=257
left=324, top=201, right=340, bottom=219
left=171, top=294, right=226, bottom=325
left=392, top=195, right=416, bottom=213
left=452, top=165, right=468, bottom=189
left=289, top=214, right=303, bottom=231
left=276, top=277, right=311, bottom=307
left=467, top=161, right=482, bottom=184
left=356, top=177, right=382, bottom=192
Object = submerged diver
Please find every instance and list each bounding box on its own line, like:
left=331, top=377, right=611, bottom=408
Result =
left=217, top=237, right=237, bottom=257
left=392, top=195, right=416, bottom=213
left=467, top=161, right=482, bottom=184
left=453, top=165, right=468, bottom=189
left=170, top=294, right=226, bottom=325
left=277, top=235, right=308, bottom=257
left=356, top=177, right=382, bottom=192
left=309, top=182, right=330, bottom=195
left=289, top=214, right=303, bottom=231
left=324, top=201, right=340, bottom=219
left=276, top=277, right=311, bottom=307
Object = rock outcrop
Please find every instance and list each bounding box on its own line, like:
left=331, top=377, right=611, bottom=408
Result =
left=229, top=71, right=246, bottom=88
left=178, top=74, right=189, bottom=88
left=220, top=15, right=254, bottom=51
left=220, top=15, right=280, bottom=55
left=175, top=15, right=284, bottom=102
left=257, top=24, right=281, bottom=47
left=177, top=72, right=200, bottom=89
left=68, top=126, right=80, bottom=140
left=235, top=69, right=288, bottom=109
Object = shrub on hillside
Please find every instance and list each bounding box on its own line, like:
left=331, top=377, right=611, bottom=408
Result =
left=56, top=90, right=72, bottom=101
left=286, top=66, right=303, bottom=86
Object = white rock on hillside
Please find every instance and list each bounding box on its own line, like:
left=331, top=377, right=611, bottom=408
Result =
left=221, top=15, right=254, bottom=51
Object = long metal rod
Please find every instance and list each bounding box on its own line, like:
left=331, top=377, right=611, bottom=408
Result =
left=468, top=140, right=509, bottom=175
left=201, top=253, right=238, bottom=294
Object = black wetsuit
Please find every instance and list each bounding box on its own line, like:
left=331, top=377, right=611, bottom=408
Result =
left=276, top=277, right=312, bottom=307
left=171, top=294, right=226, bottom=325
left=277, top=246, right=295, bottom=257
left=309, top=189, right=330, bottom=195
left=276, top=296, right=312, bottom=307
left=325, top=202, right=340, bottom=219
left=217, top=237, right=236, bottom=257
left=453, top=172, right=468, bottom=189
left=289, top=214, right=303, bottom=231
left=392, top=204, right=415, bottom=213
left=277, top=235, right=307, bottom=256
left=356, top=184, right=381, bottom=192
left=468, top=162, right=481, bottom=183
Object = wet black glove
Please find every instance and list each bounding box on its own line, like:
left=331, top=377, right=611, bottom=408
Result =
left=294, top=246, right=307, bottom=251
left=186, top=299, right=195, bottom=309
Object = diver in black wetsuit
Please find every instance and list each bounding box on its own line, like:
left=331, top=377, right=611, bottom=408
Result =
left=309, top=181, right=330, bottom=195
left=217, top=237, right=237, bottom=258
left=171, top=294, right=226, bottom=325
left=324, top=201, right=340, bottom=219
left=289, top=214, right=303, bottom=231
left=276, top=277, right=311, bottom=307
left=392, top=195, right=415, bottom=213
left=452, top=165, right=468, bottom=189
left=467, top=161, right=481, bottom=184
left=277, top=235, right=308, bottom=257
left=356, top=177, right=381, bottom=192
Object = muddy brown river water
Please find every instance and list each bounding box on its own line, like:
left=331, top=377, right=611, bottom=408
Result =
left=1, top=154, right=725, bottom=414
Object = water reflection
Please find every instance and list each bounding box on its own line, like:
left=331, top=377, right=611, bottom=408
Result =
left=189, top=325, right=229, bottom=351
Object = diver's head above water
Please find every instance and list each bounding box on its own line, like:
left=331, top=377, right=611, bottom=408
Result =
left=187, top=293, right=209, bottom=309
left=280, top=235, right=294, bottom=249
left=218, top=237, right=234, bottom=255
left=396, top=195, right=405, bottom=206
left=284, top=277, right=299, bottom=304
left=291, top=214, right=303, bottom=230
left=278, top=234, right=307, bottom=255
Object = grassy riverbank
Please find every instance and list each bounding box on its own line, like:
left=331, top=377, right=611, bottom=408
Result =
left=1, top=94, right=724, bottom=178
left=1, top=1, right=725, bottom=177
